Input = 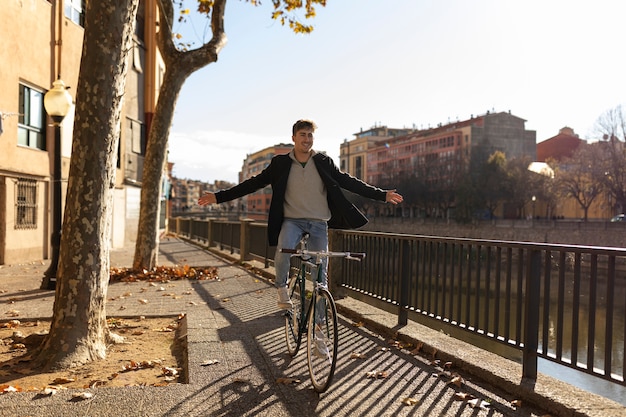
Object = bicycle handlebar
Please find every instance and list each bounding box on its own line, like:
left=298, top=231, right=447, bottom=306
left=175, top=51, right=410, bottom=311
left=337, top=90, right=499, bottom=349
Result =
left=280, top=248, right=366, bottom=261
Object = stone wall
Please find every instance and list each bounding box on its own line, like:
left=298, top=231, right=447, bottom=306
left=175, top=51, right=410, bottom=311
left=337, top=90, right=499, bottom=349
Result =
left=362, top=218, right=626, bottom=248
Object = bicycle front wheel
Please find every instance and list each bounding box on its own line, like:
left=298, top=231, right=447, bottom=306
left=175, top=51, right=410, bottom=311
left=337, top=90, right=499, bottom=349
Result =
left=285, top=276, right=304, bottom=356
left=307, top=287, right=339, bottom=393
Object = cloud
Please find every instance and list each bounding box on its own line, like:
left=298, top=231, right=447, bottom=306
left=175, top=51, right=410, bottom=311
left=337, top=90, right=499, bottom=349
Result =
left=168, top=130, right=279, bottom=183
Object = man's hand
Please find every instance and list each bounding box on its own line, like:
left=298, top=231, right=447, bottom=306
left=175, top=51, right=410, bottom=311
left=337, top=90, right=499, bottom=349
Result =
left=385, top=189, right=403, bottom=205
left=198, top=192, right=217, bottom=206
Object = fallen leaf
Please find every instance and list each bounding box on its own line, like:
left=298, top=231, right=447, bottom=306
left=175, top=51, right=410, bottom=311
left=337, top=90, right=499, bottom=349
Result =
left=139, top=299, right=149, bottom=304
left=162, top=367, right=178, bottom=376
left=350, top=352, right=367, bottom=359
left=1, top=384, right=22, bottom=393
left=352, top=321, right=364, bottom=327
left=276, top=377, right=300, bottom=384
left=42, top=386, right=58, bottom=396
left=454, top=392, right=475, bottom=401
left=410, top=342, right=424, bottom=354
left=51, top=377, right=75, bottom=384
left=511, top=399, right=522, bottom=407
left=72, top=392, right=94, bottom=400
left=444, top=361, right=453, bottom=369
left=365, top=370, right=388, bottom=379
left=201, top=360, right=220, bottom=366
left=450, top=375, right=464, bottom=387
left=468, top=398, right=490, bottom=409
left=401, top=397, right=419, bottom=406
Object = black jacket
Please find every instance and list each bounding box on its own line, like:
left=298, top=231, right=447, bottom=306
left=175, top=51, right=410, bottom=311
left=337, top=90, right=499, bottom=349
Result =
left=215, top=152, right=387, bottom=246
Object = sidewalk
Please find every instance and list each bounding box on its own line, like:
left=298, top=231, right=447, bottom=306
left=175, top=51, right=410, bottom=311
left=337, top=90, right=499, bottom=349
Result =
left=0, top=237, right=621, bottom=417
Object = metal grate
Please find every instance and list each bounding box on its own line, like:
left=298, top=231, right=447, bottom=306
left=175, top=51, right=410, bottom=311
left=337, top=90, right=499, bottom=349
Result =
left=15, top=178, right=38, bottom=229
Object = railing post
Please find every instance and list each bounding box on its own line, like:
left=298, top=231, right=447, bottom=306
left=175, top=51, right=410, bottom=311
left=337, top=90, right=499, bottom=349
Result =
left=398, top=239, right=410, bottom=326
left=523, top=248, right=541, bottom=379
left=175, top=217, right=181, bottom=236
left=328, top=230, right=345, bottom=298
left=207, top=218, right=214, bottom=247
left=240, top=218, right=254, bottom=262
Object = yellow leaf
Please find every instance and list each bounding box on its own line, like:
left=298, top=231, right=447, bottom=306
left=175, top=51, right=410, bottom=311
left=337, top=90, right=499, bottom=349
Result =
left=511, top=399, right=522, bottom=407
left=401, top=397, right=419, bottom=406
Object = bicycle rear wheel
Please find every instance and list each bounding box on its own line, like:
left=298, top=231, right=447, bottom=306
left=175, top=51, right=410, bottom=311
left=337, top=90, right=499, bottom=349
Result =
left=307, top=287, right=338, bottom=393
left=284, top=275, right=304, bottom=356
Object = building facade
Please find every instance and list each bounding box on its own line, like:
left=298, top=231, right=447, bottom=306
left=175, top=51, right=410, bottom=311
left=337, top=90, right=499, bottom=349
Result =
left=240, top=143, right=293, bottom=218
left=340, top=125, right=414, bottom=180
left=0, top=0, right=162, bottom=264
left=366, top=111, right=536, bottom=186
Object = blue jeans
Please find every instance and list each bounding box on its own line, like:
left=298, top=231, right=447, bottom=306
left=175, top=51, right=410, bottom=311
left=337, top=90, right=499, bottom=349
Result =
left=274, top=219, right=328, bottom=288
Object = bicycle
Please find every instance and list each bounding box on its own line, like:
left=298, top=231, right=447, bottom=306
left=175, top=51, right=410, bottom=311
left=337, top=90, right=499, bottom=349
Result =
left=280, top=233, right=365, bottom=393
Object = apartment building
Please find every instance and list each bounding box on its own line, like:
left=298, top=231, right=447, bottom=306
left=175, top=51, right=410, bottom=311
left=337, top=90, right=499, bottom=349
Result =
left=340, top=125, right=413, bottom=180
left=365, top=111, right=536, bottom=185
left=240, top=143, right=293, bottom=218
left=0, top=0, right=162, bottom=264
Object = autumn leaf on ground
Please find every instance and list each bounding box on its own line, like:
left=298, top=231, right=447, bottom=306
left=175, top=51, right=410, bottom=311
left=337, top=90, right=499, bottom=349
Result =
left=1, top=320, right=21, bottom=328
left=201, top=359, right=220, bottom=366
left=410, top=341, right=424, bottom=354
left=365, top=370, right=388, bottom=379
left=42, top=386, right=60, bottom=396
left=511, top=399, right=522, bottom=407
left=454, top=392, right=475, bottom=401
left=51, top=377, right=75, bottom=384
left=162, top=367, right=179, bottom=377
left=221, top=298, right=231, bottom=302
left=276, top=377, right=300, bottom=384
left=352, top=321, right=364, bottom=327
left=401, top=397, right=419, bottom=406
left=444, top=361, right=453, bottom=370
left=450, top=375, right=464, bottom=387
left=0, top=384, right=22, bottom=393
left=350, top=352, right=367, bottom=359
left=72, top=392, right=94, bottom=400
left=468, top=398, right=490, bottom=409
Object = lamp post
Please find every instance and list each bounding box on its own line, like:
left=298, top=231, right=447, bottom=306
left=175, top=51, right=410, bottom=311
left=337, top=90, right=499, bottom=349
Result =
left=531, top=195, right=537, bottom=224
left=42, top=78, right=72, bottom=290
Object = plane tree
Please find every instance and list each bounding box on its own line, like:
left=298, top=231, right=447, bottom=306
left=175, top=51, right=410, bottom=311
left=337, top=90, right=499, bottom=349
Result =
left=553, top=143, right=606, bottom=221
left=133, top=0, right=328, bottom=270
left=594, top=105, right=626, bottom=215
left=35, top=0, right=140, bottom=370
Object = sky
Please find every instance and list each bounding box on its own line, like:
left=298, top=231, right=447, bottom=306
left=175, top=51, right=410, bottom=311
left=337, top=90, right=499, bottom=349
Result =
left=167, top=0, right=626, bottom=184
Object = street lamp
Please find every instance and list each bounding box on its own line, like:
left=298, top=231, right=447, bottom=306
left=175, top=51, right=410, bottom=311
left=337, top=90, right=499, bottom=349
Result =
left=42, top=78, right=72, bottom=290
left=531, top=195, right=537, bottom=222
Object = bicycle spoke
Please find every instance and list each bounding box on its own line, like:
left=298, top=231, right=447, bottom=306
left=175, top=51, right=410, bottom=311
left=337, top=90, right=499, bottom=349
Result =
left=284, top=276, right=303, bottom=356
left=307, top=288, right=338, bottom=393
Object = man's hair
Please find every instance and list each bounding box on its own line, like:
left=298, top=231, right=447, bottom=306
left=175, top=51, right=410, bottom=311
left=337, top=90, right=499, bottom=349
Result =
left=292, top=119, right=317, bottom=136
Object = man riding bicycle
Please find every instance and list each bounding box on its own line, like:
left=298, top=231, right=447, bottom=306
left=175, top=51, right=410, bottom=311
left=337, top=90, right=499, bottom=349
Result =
left=198, top=119, right=403, bottom=310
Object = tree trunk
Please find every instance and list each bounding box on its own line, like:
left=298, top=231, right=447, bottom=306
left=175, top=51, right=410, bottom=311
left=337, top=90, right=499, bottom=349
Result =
left=35, top=0, right=139, bottom=370
left=133, top=68, right=188, bottom=270
left=132, top=0, right=227, bottom=270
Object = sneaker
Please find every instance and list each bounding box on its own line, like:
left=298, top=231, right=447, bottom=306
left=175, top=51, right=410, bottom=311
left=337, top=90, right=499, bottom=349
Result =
left=277, top=286, right=293, bottom=310
left=313, top=328, right=330, bottom=359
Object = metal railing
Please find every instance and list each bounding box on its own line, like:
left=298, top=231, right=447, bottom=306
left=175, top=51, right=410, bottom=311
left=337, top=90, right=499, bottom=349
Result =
left=170, top=216, right=626, bottom=387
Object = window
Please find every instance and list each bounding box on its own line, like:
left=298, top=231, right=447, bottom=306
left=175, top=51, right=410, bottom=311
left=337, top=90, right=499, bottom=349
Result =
left=18, top=84, right=45, bottom=150
left=15, top=179, right=38, bottom=229
left=126, top=118, right=146, bottom=154
left=65, top=0, right=85, bottom=26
